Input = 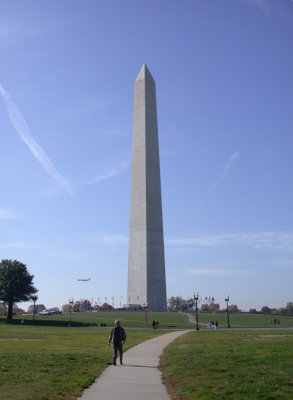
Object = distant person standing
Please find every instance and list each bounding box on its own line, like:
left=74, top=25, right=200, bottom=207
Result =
left=152, top=320, right=156, bottom=329
left=155, top=320, right=159, bottom=329
left=108, top=320, right=126, bottom=366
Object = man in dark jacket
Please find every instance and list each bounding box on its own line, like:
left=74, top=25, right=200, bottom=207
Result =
left=108, top=320, right=126, bottom=366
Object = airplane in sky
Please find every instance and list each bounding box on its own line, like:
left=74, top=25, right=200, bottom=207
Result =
left=77, top=278, right=91, bottom=281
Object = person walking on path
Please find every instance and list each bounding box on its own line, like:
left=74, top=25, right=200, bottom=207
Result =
left=81, top=330, right=189, bottom=400
left=108, top=320, right=126, bottom=366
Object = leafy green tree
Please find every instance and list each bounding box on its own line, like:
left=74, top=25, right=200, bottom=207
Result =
left=186, top=298, right=195, bottom=310
left=0, top=259, right=38, bottom=321
left=261, top=306, right=271, bottom=314
left=99, top=302, right=113, bottom=310
left=168, top=296, right=184, bottom=311
left=200, top=303, right=210, bottom=312
left=168, top=296, right=197, bottom=311
left=180, top=299, right=189, bottom=311
left=229, top=304, right=240, bottom=312
left=200, top=302, right=220, bottom=312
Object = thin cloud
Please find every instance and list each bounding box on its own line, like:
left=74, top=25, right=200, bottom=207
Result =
left=0, top=241, right=29, bottom=250
left=86, top=234, right=129, bottom=246
left=58, top=96, right=106, bottom=119
left=238, top=0, right=293, bottom=24
left=89, top=162, right=130, bottom=184
left=0, top=208, right=19, bottom=219
left=209, top=151, right=239, bottom=194
left=185, top=268, right=253, bottom=277
left=48, top=249, right=86, bottom=261
left=237, top=0, right=269, bottom=16
left=197, top=152, right=239, bottom=213
left=0, top=84, right=73, bottom=195
left=166, top=231, right=293, bottom=251
left=276, top=259, right=293, bottom=269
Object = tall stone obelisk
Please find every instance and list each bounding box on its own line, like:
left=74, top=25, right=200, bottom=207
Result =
left=127, top=64, right=167, bottom=312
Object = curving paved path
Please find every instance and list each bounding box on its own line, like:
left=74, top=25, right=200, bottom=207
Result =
left=79, top=330, right=189, bottom=400
left=182, top=312, right=196, bottom=325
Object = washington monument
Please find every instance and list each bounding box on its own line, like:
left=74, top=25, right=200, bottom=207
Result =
left=127, top=64, right=167, bottom=312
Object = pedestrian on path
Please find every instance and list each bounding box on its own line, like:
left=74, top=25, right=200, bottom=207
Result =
left=108, top=320, right=126, bottom=366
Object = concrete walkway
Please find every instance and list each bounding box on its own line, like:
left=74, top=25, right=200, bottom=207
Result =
left=79, top=330, right=189, bottom=400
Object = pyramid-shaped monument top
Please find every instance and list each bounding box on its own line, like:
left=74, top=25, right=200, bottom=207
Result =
left=135, top=64, right=155, bottom=82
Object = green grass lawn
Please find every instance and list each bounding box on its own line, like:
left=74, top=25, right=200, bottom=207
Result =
left=1, top=312, right=293, bottom=399
left=0, top=324, right=164, bottom=400
left=12, top=310, right=194, bottom=329
left=160, top=329, right=293, bottom=400
left=195, top=312, right=293, bottom=328
left=9, top=311, right=293, bottom=329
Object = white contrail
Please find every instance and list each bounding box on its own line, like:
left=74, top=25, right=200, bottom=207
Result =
left=0, top=83, right=73, bottom=196
left=197, top=152, right=239, bottom=214
left=211, top=151, right=239, bottom=191
left=237, top=0, right=269, bottom=16
left=90, top=161, right=130, bottom=184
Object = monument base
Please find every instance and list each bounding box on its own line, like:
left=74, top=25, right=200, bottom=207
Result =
left=124, top=304, right=144, bottom=310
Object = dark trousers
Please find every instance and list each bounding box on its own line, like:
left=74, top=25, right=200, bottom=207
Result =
left=113, top=342, right=123, bottom=364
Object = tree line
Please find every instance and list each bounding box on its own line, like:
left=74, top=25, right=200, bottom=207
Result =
left=168, top=296, right=240, bottom=312
left=251, top=303, right=293, bottom=315
left=168, top=296, right=293, bottom=315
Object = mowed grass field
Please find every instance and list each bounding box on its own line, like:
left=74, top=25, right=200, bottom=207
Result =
left=161, top=329, right=293, bottom=400
left=0, top=323, right=165, bottom=400
left=195, top=312, right=293, bottom=328
left=13, top=310, right=194, bottom=329
left=11, top=310, right=293, bottom=329
left=0, top=312, right=190, bottom=400
left=1, top=312, right=293, bottom=400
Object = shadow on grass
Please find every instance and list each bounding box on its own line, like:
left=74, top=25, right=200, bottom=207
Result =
left=0, top=317, right=96, bottom=327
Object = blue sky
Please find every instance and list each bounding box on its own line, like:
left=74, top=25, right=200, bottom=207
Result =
left=1, top=0, right=292, bottom=311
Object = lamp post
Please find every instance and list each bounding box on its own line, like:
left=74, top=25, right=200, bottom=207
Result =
left=225, top=295, right=230, bottom=328
left=193, top=292, right=199, bottom=330
left=31, top=295, right=38, bottom=325
left=69, top=298, right=74, bottom=327
left=142, top=303, right=148, bottom=327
